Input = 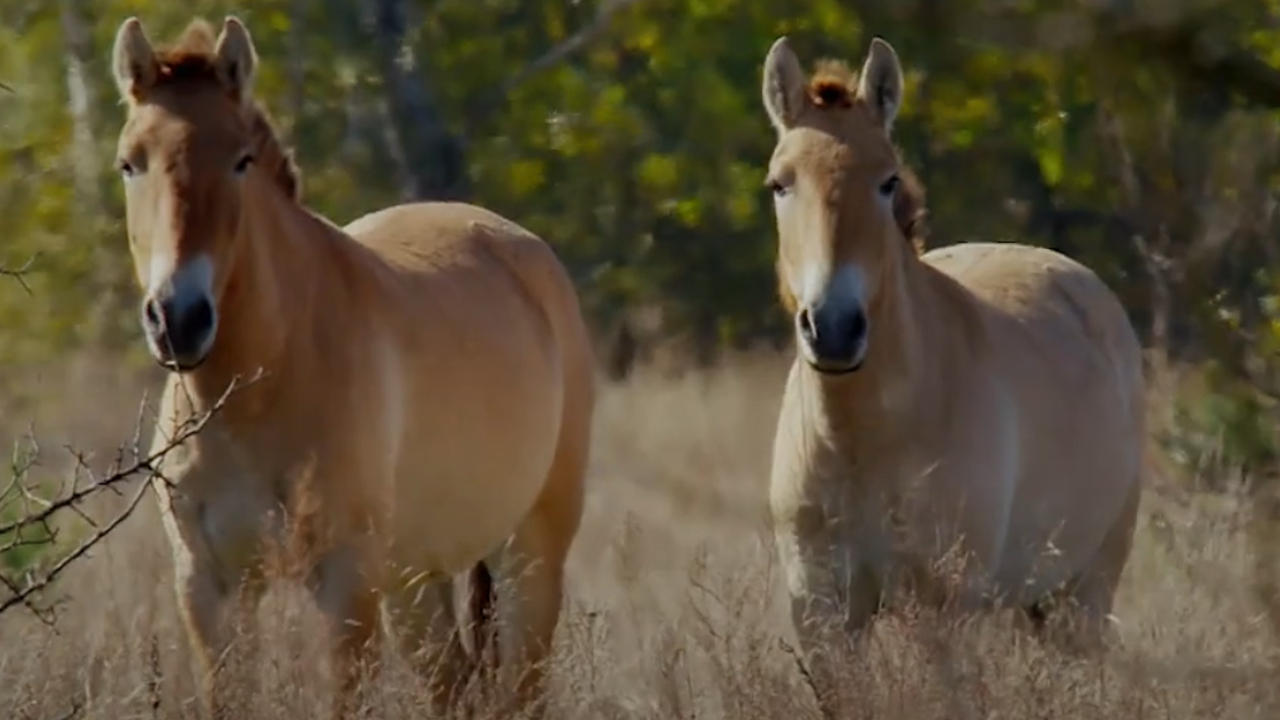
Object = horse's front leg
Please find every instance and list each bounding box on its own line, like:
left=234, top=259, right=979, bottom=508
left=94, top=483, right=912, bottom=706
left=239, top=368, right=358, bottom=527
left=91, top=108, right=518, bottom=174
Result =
left=309, top=542, right=384, bottom=720
left=172, top=558, right=230, bottom=720
left=171, top=553, right=266, bottom=719
left=777, top=523, right=880, bottom=720
left=159, top=494, right=263, bottom=718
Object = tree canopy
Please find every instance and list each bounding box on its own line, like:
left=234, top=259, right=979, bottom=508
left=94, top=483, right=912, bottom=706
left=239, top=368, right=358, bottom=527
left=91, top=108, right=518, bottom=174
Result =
left=3, top=0, right=1280, bottom=464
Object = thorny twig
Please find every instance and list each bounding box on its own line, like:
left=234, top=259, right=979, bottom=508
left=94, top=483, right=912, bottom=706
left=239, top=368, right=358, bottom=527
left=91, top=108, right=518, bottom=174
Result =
left=0, top=371, right=263, bottom=621
left=0, top=253, right=39, bottom=295
left=778, top=638, right=833, bottom=720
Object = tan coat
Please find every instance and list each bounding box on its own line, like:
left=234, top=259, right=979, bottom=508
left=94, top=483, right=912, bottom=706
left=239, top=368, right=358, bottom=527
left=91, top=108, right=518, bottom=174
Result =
left=760, top=35, right=1143, bottom=715
left=111, top=16, right=592, bottom=720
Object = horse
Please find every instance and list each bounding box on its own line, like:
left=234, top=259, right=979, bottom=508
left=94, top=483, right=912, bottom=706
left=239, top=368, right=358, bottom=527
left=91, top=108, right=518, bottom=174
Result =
left=110, top=15, right=594, bottom=719
left=759, top=36, right=1145, bottom=715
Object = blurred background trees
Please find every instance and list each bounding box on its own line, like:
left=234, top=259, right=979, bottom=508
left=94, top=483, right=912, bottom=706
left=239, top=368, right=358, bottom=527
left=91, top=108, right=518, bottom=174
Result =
left=2, top=0, right=1280, bottom=482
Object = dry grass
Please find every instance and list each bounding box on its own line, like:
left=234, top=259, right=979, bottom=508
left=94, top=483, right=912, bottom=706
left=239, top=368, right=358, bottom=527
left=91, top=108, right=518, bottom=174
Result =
left=1, top=351, right=1278, bottom=719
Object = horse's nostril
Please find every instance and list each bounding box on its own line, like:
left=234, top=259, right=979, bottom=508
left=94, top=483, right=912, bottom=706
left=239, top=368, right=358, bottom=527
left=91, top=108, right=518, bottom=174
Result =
left=848, top=309, right=867, bottom=339
left=189, top=297, right=214, bottom=332
left=143, top=298, right=163, bottom=329
left=797, top=308, right=817, bottom=342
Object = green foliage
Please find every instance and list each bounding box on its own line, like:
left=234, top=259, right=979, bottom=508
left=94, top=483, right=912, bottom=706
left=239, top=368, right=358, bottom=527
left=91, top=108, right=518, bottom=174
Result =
left=0, top=440, right=62, bottom=578
left=1163, top=367, right=1279, bottom=488
left=3, top=0, right=1280, bottom=474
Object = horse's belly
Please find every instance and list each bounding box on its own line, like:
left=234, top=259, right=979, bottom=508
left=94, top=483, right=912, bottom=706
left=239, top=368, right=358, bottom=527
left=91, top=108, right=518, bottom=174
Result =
left=1004, top=452, right=1135, bottom=572
left=388, top=407, right=561, bottom=574
left=992, top=404, right=1139, bottom=601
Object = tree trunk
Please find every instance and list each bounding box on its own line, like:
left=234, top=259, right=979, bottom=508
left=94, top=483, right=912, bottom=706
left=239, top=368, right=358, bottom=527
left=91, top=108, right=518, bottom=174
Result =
left=59, top=0, right=99, bottom=213
left=61, top=0, right=134, bottom=347
left=366, top=0, right=469, bottom=201
left=285, top=0, right=307, bottom=133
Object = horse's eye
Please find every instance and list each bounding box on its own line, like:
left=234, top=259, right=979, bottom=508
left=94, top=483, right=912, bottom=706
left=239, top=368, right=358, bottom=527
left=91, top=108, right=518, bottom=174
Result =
left=767, top=178, right=791, bottom=198
left=117, top=159, right=135, bottom=177
left=233, top=153, right=255, bottom=175
left=878, top=174, right=901, bottom=198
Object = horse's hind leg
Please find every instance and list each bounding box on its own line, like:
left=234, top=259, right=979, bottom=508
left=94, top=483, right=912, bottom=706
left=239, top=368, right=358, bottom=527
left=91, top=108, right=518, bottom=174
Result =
left=384, top=573, right=474, bottom=714
left=1071, top=476, right=1141, bottom=648
left=463, top=560, right=496, bottom=672
left=489, top=515, right=571, bottom=718
left=1027, top=475, right=1141, bottom=653
left=490, top=435, right=586, bottom=718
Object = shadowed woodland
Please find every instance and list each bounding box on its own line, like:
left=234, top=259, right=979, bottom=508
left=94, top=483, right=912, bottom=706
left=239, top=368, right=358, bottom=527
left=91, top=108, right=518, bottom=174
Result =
left=4, top=0, right=1280, bottom=718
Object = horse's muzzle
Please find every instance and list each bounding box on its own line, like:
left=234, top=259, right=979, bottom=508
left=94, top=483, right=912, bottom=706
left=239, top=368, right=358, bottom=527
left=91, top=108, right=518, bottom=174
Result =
left=796, top=303, right=868, bottom=374
left=142, top=293, right=216, bottom=371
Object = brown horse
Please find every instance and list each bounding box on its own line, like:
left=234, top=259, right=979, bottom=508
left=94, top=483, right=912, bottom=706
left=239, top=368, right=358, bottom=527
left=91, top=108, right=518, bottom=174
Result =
left=760, top=36, right=1144, bottom=714
left=110, top=15, right=593, bottom=719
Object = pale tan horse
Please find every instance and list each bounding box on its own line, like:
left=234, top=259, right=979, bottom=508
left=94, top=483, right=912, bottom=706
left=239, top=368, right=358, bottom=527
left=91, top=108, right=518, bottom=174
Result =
left=110, top=15, right=594, bottom=719
left=760, top=36, right=1145, bottom=714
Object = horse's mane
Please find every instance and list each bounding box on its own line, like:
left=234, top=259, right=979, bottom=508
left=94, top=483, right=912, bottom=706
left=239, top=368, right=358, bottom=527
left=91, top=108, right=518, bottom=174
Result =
left=150, top=19, right=302, bottom=201
left=806, top=59, right=928, bottom=255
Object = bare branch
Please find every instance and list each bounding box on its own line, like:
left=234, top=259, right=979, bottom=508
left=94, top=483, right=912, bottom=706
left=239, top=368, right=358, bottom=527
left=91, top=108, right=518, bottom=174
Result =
left=0, top=253, right=38, bottom=295
left=471, top=0, right=645, bottom=122
left=0, top=371, right=262, bottom=620
left=499, top=0, right=643, bottom=96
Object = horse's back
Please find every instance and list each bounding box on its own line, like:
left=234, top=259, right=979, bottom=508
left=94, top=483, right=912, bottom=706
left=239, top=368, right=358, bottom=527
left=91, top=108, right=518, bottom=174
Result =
left=341, top=201, right=586, bottom=347
left=923, top=241, right=1144, bottom=595
left=344, top=201, right=555, bottom=278
left=923, top=241, right=1142, bottom=401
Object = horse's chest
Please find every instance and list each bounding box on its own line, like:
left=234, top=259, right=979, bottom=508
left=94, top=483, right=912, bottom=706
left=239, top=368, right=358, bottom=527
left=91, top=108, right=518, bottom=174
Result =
left=774, top=472, right=895, bottom=580
left=157, top=450, right=285, bottom=584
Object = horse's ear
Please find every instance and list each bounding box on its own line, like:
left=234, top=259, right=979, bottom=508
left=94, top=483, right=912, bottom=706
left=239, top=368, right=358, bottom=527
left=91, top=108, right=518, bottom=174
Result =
left=762, top=36, right=809, bottom=133
left=213, top=16, right=258, bottom=104
left=856, top=37, right=904, bottom=132
left=112, top=17, right=157, bottom=103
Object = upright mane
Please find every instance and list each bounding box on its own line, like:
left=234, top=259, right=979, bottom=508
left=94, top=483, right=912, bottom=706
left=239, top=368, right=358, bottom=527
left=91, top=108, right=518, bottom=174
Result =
left=149, top=19, right=302, bottom=201
left=806, top=58, right=928, bottom=255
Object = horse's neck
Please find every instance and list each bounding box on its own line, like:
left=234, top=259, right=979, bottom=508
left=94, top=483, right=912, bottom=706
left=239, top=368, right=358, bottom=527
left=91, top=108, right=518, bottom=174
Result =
left=812, top=253, right=944, bottom=446
left=189, top=191, right=323, bottom=411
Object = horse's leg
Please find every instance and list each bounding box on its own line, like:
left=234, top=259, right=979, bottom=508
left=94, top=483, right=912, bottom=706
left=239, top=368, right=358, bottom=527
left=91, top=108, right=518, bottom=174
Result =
left=788, top=593, right=861, bottom=720
left=778, top=529, right=878, bottom=720
left=1056, top=475, right=1142, bottom=654
left=173, top=557, right=267, bottom=720
left=173, top=563, right=226, bottom=720
left=309, top=543, right=384, bottom=720
left=489, top=442, right=584, bottom=720
left=463, top=560, right=496, bottom=672
left=160, top=492, right=269, bottom=719
left=222, top=576, right=266, bottom=704
left=487, top=524, right=565, bottom=719
left=384, top=572, right=473, bottom=714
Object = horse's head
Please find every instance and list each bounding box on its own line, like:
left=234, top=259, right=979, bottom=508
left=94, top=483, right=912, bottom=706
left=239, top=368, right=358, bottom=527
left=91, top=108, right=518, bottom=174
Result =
left=761, top=36, right=924, bottom=375
left=112, top=16, right=266, bottom=371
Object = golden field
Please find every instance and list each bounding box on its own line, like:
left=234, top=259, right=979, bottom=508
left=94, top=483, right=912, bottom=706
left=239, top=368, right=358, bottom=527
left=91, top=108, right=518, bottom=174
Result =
left=0, top=352, right=1276, bottom=719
